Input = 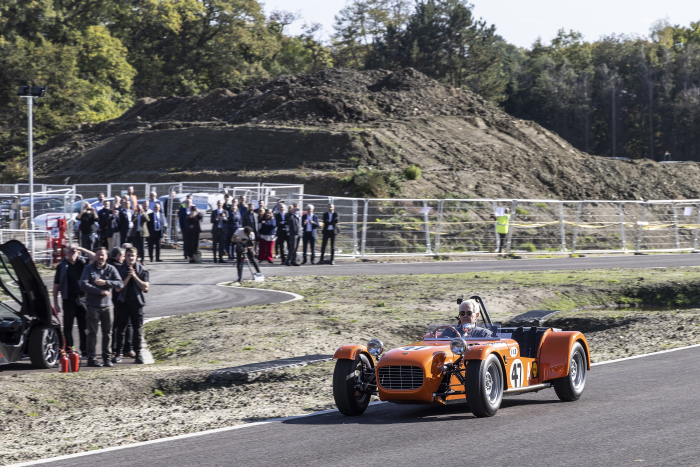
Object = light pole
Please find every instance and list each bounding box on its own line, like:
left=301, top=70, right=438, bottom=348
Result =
left=17, top=85, right=47, bottom=256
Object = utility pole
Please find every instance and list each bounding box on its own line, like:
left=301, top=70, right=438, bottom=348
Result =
left=17, top=86, right=47, bottom=257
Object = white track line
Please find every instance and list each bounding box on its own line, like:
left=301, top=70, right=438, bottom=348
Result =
left=591, top=343, right=700, bottom=366
left=9, top=344, right=700, bottom=467
left=5, top=402, right=386, bottom=467
left=215, top=281, right=303, bottom=303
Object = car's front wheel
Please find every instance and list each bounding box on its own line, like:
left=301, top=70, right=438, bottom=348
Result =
left=333, top=356, right=372, bottom=416
left=28, top=325, right=60, bottom=369
left=553, top=341, right=587, bottom=402
left=465, top=354, right=504, bottom=417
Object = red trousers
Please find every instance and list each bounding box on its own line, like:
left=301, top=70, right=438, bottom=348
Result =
left=258, top=238, right=274, bottom=262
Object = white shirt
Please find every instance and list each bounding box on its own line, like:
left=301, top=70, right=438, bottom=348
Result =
left=305, top=214, right=313, bottom=231
left=216, top=209, right=224, bottom=229
left=327, top=212, right=334, bottom=230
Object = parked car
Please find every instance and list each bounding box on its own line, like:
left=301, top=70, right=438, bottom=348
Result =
left=332, top=296, right=590, bottom=417
left=0, top=240, right=63, bottom=368
left=33, top=198, right=111, bottom=233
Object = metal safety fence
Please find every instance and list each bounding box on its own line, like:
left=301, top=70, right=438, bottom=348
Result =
left=3, top=179, right=700, bottom=258
left=0, top=230, right=52, bottom=263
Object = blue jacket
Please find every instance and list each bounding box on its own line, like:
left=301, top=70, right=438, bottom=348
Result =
left=259, top=217, right=277, bottom=236
left=301, top=213, right=319, bottom=238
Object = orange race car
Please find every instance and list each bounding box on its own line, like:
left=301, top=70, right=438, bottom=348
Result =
left=332, top=296, right=590, bottom=418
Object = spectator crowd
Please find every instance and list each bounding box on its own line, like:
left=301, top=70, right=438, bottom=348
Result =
left=53, top=187, right=340, bottom=367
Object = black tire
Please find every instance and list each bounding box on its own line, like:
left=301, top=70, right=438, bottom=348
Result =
left=553, top=342, right=587, bottom=402
left=333, top=357, right=371, bottom=416
left=465, top=354, right=504, bottom=417
left=28, top=325, right=60, bottom=369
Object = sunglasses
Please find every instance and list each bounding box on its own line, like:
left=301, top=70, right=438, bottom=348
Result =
left=459, top=310, right=474, bottom=316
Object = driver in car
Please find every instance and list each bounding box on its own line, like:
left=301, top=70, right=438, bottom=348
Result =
left=441, top=299, right=493, bottom=338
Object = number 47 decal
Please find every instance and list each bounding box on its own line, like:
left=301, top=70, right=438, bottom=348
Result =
left=510, top=360, right=523, bottom=388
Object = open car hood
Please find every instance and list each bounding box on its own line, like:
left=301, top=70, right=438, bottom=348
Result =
left=0, top=240, right=54, bottom=324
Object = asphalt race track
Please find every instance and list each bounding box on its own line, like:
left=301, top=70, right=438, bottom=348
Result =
left=27, top=346, right=700, bottom=467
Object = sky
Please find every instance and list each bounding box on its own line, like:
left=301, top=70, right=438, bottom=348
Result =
left=260, top=0, right=700, bottom=48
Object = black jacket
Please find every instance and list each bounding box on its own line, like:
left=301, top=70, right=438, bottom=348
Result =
left=274, top=212, right=288, bottom=237
left=210, top=209, right=228, bottom=234
left=148, top=210, right=166, bottom=235
left=286, top=212, right=303, bottom=236
left=116, top=262, right=149, bottom=306
left=242, top=212, right=259, bottom=236
left=322, top=212, right=339, bottom=235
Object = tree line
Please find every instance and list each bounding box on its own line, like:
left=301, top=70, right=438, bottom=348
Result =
left=2, top=0, right=700, bottom=180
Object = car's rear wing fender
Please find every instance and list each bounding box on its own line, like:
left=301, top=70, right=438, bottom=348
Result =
left=538, top=331, right=590, bottom=381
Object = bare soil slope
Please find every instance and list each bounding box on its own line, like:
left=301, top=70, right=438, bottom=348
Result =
left=35, top=68, right=700, bottom=200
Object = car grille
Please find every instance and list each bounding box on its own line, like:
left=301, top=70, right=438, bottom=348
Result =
left=378, top=366, right=424, bottom=390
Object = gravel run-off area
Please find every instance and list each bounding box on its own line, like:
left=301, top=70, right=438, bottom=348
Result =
left=3, top=267, right=700, bottom=464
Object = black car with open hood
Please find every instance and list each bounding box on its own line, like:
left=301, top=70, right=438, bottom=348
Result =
left=0, top=240, right=63, bottom=368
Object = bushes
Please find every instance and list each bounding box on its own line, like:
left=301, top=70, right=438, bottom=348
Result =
left=403, top=164, right=422, bottom=180
left=345, top=167, right=404, bottom=197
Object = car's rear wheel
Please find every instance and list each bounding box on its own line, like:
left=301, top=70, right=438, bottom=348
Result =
left=333, top=356, right=372, bottom=416
left=553, top=341, right=587, bottom=402
left=28, top=325, right=59, bottom=369
left=465, top=354, right=503, bottom=417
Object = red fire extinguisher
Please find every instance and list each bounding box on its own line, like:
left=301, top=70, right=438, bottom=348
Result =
left=58, top=350, right=70, bottom=373
left=67, top=347, right=80, bottom=372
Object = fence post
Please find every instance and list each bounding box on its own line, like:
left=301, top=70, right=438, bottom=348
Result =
left=672, top=203, right=680, bottom=250
left=635, top=203, right=647, bottom=253
left=693, top=204, right=700, bottom=252
left=492, top=201, right=499, bottom=251
left=106, top=184, right=111, bottom=197
left=361, top=199, right=368, bottom=259
left=559, top=201, right=566, bottom=252
left=434, top=199, right=444, bottom=255
left=572, top=202, right=583, bottom=254
left=618, top=202, right=627, bottom=251
left=423, top=200, right=433, bottom=255
left=505, top=200, right=517, bottom=255
left=352, top=199, right=359, bottom=257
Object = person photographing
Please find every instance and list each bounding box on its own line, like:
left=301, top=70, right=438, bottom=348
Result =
left=232, top=226, right=261, bottom=283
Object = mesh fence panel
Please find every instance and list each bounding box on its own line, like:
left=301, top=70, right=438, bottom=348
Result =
left=637, top=202, right=699, bottom=251
left=508, top=201, right=564, bottom=253
left=0, top=185, right=16, bottom=194
left=0, top=230, right=50, bottom=262
left=16, top=184, right=45, bottom=193
left=363, top=199, right=440, bottom=255
left=568, top=201, right=644, bottom=253
left=74, top=184, right=110, bottom=199
left=436, top=199, right=499, bottom=254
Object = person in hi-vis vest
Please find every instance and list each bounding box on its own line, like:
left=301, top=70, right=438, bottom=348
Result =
left=494, top=208, right=510, bottom=254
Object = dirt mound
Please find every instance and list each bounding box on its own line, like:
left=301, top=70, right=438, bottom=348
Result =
left=33, top=67, right=700, bottom=201
left=117, top=67, right=502, bottom=125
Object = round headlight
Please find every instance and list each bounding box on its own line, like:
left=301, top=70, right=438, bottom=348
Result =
left=367, top=338, right=384, bottom=356
left=450, top=338, right=467, bottom=356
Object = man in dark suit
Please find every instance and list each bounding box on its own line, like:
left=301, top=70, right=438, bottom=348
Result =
left=285, top=203, right=302, bottom=266
left=147, top=202, right=166, bottom=262
left=301, top=204, right=319, bottom=264
left=274, top=204, right=288, bottom=264
left=242, top=202, right=259, bottom=252
left=177, top=198, right=192, bottom=259
left=118, top=199, right=131, bottom=247
left=98, top=200, right=112, bottom=247
left=226, top=198, right=241, bottom=259
left=211, top=200, right=228, bottom=263
left=320, top=204, right=339, bottom=265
